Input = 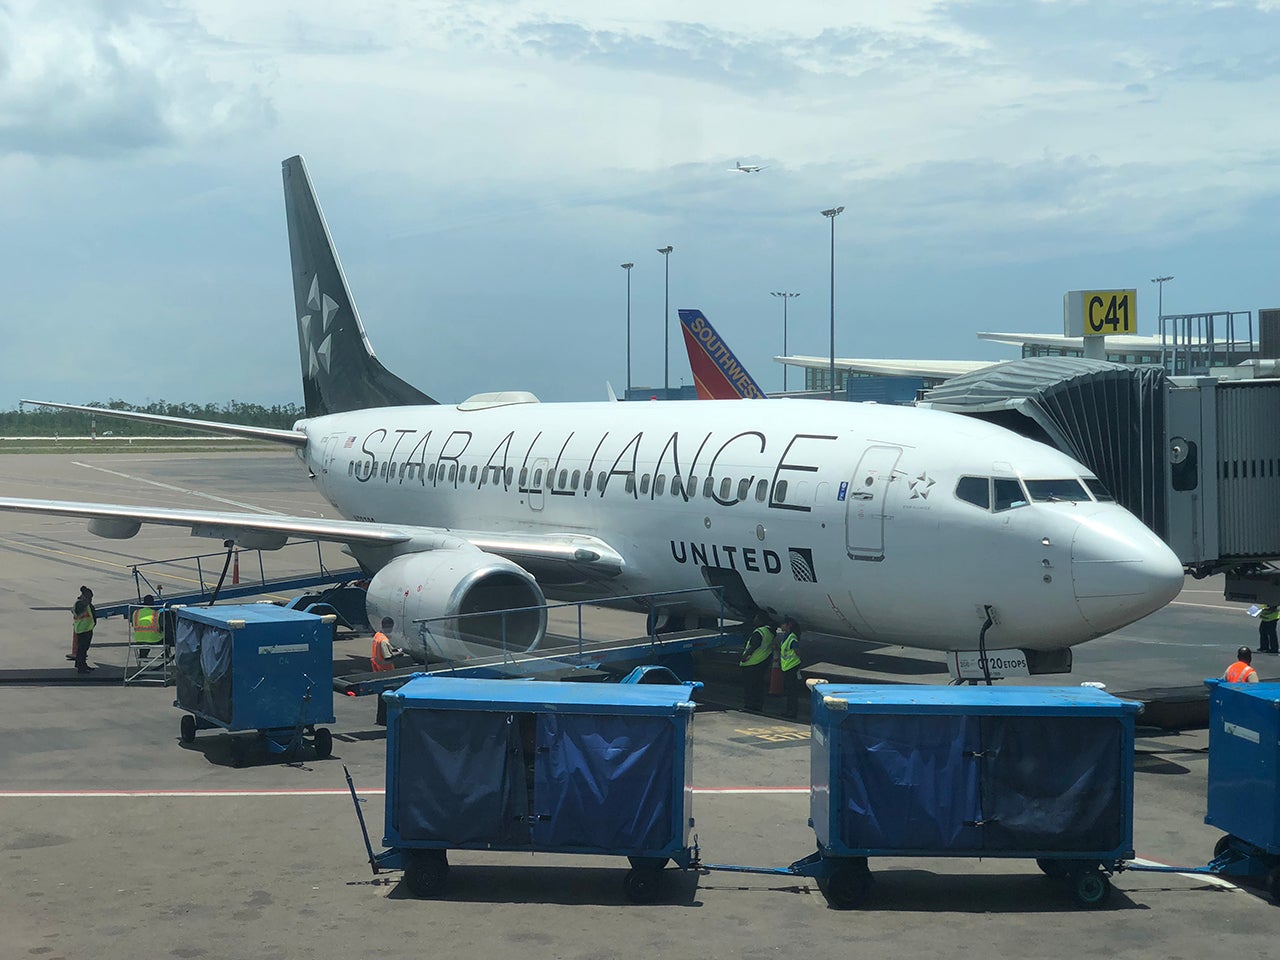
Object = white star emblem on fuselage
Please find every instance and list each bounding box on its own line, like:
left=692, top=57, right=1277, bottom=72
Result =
left=908, top=472, right=935, bottom=500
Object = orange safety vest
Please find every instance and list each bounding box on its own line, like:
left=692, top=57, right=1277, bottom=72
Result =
left=371, top=632, right=395, bottom=672
left=1225, top=661, right=1258, bottom=683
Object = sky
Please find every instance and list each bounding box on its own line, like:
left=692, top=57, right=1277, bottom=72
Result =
left=2, top=0, right=1278, bottom=407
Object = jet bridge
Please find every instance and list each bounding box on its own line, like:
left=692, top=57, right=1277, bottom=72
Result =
left=920, top=358, right=1280, bottom=596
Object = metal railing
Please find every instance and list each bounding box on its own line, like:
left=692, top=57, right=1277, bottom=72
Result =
left=129, top=539, right=343, bottom=602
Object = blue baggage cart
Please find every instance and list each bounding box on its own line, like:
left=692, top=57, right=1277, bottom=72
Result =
left=173, top=604, right=336, bottom=764
left=361, top=675, right=698, bottom=902
left=803, top=683, right=1139, bottom=908
left=1201, top=679, right=1280, bottom=901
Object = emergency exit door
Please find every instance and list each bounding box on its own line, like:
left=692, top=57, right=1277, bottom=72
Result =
left=845, top=445, right=902, bottom=561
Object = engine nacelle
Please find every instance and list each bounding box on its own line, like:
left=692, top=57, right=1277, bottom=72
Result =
left=365, top=548, right=547, bottom=662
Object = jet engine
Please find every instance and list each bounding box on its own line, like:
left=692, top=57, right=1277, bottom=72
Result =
left=365, top=548, right=547, bottom=662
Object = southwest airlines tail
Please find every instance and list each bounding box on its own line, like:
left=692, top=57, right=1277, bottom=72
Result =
left=678, top=309, right=768, bottom=400
left=282, top=155, right=436, bottom=418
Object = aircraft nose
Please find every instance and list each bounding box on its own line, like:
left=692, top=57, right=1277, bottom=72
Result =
left=1072, top=508, right=1184, bottom=633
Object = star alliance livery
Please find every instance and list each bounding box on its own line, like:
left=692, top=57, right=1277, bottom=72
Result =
left=1, top=156, right=1185, bottom=671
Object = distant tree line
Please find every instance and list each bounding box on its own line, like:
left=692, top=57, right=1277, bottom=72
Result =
left=0, top=400, right=305, bottom=436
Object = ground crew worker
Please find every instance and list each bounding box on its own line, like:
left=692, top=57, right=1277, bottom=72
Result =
left=71, top=586, right=97, bottom=674
left=1223, top=646, right=1259, bottom=683
left=738, top=613, right=775, bottom=712
left=776, top=615, right=803, bottom=720
left=1259, top=605, right=1280, bottom=655
left=371, top=616, right=403, bottom=725
left=131, top=595, right=164, bottom=655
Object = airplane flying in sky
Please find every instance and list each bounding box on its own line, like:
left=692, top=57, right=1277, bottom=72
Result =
left=0, top=156, right=1185, bottom=671
left=730, top=162, right=766, bottom=173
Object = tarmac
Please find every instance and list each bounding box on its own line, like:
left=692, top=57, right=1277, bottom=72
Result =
left=0, top=451, right=1276, bottom=960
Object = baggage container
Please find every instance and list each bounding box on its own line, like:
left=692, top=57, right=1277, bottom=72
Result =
left=173, top=603, right=336, bottom=763
left=374, top=675, right=698, bottom=902
left=1202, top=679, right=1280, bottom=900
left=807, top=683, right=1139, bottom=908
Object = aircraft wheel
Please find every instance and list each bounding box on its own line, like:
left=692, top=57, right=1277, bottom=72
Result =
left=180, top=715, right=196, bottom=744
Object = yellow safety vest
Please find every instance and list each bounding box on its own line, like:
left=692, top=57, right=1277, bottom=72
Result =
left=131, top=607, right=163, bottom=644
left=779, top=632, right=800, bottom=671
left=72, top=602, right=95, bottom=634
left=1262, top=607, right=1280, bottom=622
left=739, top=626, right=775, bottom=668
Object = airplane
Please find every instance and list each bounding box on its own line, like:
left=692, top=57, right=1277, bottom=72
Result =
left=0, top=155, right=1186, bottom=672
left=678, top=309, right=768, bottom=400
left=730, top=162, right=767, bottom=173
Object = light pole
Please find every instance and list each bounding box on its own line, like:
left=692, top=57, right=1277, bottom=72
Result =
left=771, top=291, right=799, bottom=393
left=820, top=206, right=844, bottom=400
left=621, top=263, right=634, bottom=392
left=1152, top=274, right=1173, bottom=370
left=657, top=246, right=673, bottom=392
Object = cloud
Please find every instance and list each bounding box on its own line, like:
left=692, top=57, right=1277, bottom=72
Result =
left=0, top=0, right=273, bottom=159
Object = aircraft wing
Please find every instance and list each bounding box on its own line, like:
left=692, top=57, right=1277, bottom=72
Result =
left=20, top=399, right=307, bottom=447
left=0, top=497, right=626, bottom=575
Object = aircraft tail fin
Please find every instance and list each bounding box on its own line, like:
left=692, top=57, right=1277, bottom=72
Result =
left=678, top=309, right=768, bottom=400
left=282, top=155, right=436, bottom=418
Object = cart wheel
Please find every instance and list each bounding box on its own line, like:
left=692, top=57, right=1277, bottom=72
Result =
left=627, top=856, right=670, bottom=872
left=312, top=727, right=333, bottom=759
left=405, top=851, right=449, bottom=899
left=1036, top=858, right=1071, bottom=879
left=1213, top=834, right=1238, bottom=859
left=1070, top=869, right=1111, bottom=908
left=817, top=861, right=873, bottom=910
left=623, top=868, right=664, bottom=904
left=179, top=715, right=196, bottom=744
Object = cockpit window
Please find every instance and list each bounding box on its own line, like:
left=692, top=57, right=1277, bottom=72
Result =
left=1025, top=478, right=1091, bottom=503
left=993, top=478, right=1028, bottom=512
left=955, top=476, right=990, bottom=510
left=1084, top=478, right=1114, bottom=502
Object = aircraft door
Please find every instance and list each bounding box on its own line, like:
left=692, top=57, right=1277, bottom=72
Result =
left=317, top=433, right=340, bottom=496
left=845, top=445, right=903, bottom=561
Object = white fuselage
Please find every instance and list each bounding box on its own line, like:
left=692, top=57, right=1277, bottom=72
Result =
left=296, top=398, right=1183, bottom=654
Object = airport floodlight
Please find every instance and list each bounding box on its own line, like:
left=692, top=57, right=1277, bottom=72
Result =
left=820, top=207, right=845, bottom=400
left=657, top=246, right=674, bottom=391
left=771, top=292, right=800, bottom=393
left=621, top=264, right=635, bottom=392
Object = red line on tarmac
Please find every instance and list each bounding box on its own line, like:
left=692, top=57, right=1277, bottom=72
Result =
left=0, top=786, right=809, bottom=799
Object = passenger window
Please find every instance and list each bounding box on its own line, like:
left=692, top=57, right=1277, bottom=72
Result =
left=655, top=475, right=666, bottom=496
left=737, top=478, right=751, bottom=501
left=533, top=468, right=543, bottom=487
left=348, top=462, right=354, bottom=476
left=596, top=473, right=606, bottom=493
left=469, top=465, right=477, bottom=484
left=505, top=467, right=514, bottom=486
left=625, top=473, right=635, bottom=493
left=703, top=477, right=715, bottom=498
left=993, top=478, right=1027, bottom=511
left=774, top=480, right=788, bottom=502
left=448, top=464, right=458, bottom=483
left=640, top=473, right=650, bottom=495
left=571, top=469, right=581, bottom=490
left=428, top=463, right=436, bottom=482
left=688, top=476, right=698, bottom=496
left=955, top=476, right=990, bottom=510
left=519, top=467, right=527, bottom=486
left=755, top=479, right=768, bottom=502
left=719, top=477, right=732, bottom=500
left=671, top=476, right=682, bottom=497
left=558, top=469, right=567, bottom=489
left=583, top=470, right=593, bottom=490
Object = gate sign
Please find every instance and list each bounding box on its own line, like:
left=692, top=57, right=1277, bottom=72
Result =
left=1063, top=289, right=1137, bottom=337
